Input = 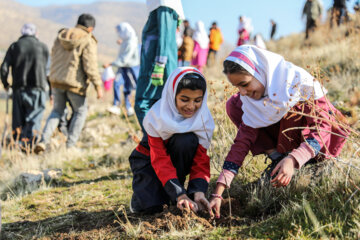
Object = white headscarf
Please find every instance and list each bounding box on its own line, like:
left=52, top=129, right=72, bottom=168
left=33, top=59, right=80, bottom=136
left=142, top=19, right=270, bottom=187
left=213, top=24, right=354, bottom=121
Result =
left=238, top=16, right=253, bottom=33
left=193, top=21, right=209, bottom=49
left=116, top=22, right=137, bottom=41
left=143, top=67, right=215, bottom=149
left=146, top=0, right=185, bottom=20
left=225, top=45, right=326, bottom=128
left=21, top=23, right=37, bottom=36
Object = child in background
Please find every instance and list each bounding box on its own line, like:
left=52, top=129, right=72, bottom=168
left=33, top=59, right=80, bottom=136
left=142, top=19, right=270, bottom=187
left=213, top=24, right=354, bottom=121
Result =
left=129, top=67, right=215, bottom=215
left=209, top=45, right=348, bottom=218
left=191, top=21, right=209, bottom=73
left=178, top=29, right=194, bottom=67
left=135, top=0, right=184, bottom=134
left=103, top=22, right=139, bottom=116
left=237, top=16, right=252, bottom=46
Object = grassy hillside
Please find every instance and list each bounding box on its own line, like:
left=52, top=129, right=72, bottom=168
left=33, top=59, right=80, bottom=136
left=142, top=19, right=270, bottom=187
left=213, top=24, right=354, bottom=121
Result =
left=0, top=14, right=360, bottom=240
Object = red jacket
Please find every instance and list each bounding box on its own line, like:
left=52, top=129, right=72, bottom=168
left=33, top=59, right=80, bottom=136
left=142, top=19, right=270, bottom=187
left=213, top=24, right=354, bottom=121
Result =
left=148, top=135, right=210, bottom=186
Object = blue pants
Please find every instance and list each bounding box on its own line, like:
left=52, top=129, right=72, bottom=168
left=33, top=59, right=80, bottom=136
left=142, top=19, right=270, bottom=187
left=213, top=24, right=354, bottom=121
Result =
left=12, top=89, right=46, bottom=140
left=113, top=67, right=137, bottom=110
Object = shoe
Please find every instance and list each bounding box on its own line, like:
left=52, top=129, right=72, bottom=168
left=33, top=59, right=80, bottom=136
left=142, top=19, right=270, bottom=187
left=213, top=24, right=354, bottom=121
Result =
left=130, top=195, right=141, bottom=214
left=107, top=106, right=121, bottom=115
left=34, top=142, right=46, bottom=154
left=127, top=107, right=135, bottom=116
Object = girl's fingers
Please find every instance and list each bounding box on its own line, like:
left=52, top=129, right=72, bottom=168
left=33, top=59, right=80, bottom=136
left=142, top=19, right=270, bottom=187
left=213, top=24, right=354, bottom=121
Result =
left=177, top=200, right=184, bottom=210
left=184, top=200, right=190, bottom=210
left=270, top=162, right=282, bottom=177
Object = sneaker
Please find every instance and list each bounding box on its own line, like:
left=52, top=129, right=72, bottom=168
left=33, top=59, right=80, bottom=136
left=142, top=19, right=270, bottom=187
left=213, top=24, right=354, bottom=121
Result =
left=127, top=107, right=135, bottom=116
left=107, top=106, right=121, bottom=115
left=34, top=142, right=46, bottom=154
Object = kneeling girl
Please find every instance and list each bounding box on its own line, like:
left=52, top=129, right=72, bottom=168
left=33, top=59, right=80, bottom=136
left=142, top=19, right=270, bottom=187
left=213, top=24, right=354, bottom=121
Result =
left=129, top=67, right=215, bottom=214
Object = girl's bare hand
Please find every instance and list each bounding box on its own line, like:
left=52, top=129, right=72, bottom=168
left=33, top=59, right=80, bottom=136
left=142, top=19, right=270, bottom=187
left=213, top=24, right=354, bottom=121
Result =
left=209, top=197, right=222, bottom=219
left=177, top=194, right=198, bottom=212
left=194, top=192, right=213, bottom=217
left=270, top=156, right=296, bottom=187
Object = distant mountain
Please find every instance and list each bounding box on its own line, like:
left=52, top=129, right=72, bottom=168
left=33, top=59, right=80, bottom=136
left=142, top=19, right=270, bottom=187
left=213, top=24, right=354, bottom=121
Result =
left=0, top=0, right=147, bottom=62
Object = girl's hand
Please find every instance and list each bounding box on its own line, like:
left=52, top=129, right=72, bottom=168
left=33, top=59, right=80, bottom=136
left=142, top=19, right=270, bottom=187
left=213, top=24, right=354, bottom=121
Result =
left=177, top=194, right=198, bottom=212
left=270, top=156, right=297, bottom=187
left=209, top=196, right=222, bottom=219
left=194, top=192, right=213, bottom=217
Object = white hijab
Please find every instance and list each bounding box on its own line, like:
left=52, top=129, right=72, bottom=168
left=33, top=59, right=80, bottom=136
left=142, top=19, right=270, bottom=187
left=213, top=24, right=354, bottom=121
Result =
left=193, top=21, right=209, bottom=49
left=143, top=67, right=215, bottom=149
left=116, top=22, right=137, bottom=42
left=146, top=0, right=185, bottom=20
left=225, top=45, right=326, bottom=128
left=238, top=16, right=253, bottom=33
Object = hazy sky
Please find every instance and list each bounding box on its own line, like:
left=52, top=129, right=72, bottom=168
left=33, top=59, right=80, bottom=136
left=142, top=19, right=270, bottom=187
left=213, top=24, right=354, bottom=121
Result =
left=17, top=0, right=357, bottom=44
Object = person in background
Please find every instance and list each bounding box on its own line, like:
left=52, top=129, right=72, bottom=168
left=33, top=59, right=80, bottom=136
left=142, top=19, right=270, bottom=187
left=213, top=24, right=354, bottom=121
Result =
left=1, top=23, right=49, bottom=148
left=178, top=28, right=194, bottom=67
left=35, top=13, right=103, bottom=153
left=103, top=22, right=139, bottom=116
left=302, top=0, right=323, bottom=39
left=270, top=19, right=277, bottom=40
left=183, top=19, right=194, bottom=37
left=331, top=0, right=349, bottom=27
left=207, top=21, right=224, bottom=66
left=237, top=16, right=252, bottom=46
left=191, top=21, right=209, bottom=73
left=253, top=34, right=267, bottom=49
left=135, top=0, right=184, bottom=136
left=129, top=67, right=214, bottom=215
left=208, top=45, right=348, bottom=218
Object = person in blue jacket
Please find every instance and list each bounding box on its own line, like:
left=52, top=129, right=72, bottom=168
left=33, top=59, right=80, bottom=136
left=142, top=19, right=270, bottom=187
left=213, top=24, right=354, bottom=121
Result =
left=135, top=0, right=185, bottom=136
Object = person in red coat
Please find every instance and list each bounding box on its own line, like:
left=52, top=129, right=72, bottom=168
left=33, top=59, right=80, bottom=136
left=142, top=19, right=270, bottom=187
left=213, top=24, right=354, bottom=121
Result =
left=129, top=67, right=215, bottom=214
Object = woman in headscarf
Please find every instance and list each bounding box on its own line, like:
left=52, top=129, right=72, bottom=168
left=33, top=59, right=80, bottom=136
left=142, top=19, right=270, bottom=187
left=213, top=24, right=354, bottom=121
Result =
left=209, top=45, right=348, bottom=218
left=191, top=21, right=209, bottom=73
left=129, top=67, right=214, bottom=215
left=104, top=22, right=139, bottom=116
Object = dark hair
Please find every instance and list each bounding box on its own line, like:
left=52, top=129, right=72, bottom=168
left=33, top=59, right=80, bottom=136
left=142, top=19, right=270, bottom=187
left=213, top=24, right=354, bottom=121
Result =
left=212, top=21, right=217, bottom=26
left=223, top=60, right=251, bottom=75
left=77, top=13, right=96, bottom=28
left=176, top=73, right=206, bottom=96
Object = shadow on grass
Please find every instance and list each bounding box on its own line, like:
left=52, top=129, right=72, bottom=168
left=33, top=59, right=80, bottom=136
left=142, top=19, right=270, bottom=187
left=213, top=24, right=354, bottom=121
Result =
left=1, top=209, right=123, bottom=240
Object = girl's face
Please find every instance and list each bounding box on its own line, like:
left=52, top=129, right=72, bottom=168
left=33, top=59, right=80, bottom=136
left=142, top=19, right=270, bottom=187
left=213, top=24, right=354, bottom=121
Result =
left=175, top=88, right=204, bottom=118
left=226, top=73, right=265, bottom=100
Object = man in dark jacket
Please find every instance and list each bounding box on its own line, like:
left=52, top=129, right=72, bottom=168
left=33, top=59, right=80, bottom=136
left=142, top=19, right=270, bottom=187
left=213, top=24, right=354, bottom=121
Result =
left=331, top=0, right=349, bottom=27
left=1, top=23, right=49, bottom=145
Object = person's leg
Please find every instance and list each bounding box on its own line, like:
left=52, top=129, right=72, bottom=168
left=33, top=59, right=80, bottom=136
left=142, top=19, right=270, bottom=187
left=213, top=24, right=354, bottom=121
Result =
left=129, top=140, right=169, bottom=213
left=165, top=132, right=199, bottom=185
left=41, top=88, right=67, bottom=144
left=11, top=90, right=24, bottom=141
left=122, top=68, right=134, bottom=111
left=113, top=70, right=123, bottom=106
left=21, top=89, right=46, bottom=142
left=65, top=91, right=87, bottom=148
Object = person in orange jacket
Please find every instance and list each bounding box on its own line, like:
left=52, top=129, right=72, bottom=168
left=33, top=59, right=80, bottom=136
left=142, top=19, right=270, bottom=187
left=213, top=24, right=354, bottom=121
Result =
left=207, top=22, right=223, bottom=66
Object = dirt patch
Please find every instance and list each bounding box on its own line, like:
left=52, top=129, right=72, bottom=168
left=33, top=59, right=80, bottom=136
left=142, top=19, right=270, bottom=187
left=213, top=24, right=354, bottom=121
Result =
left=126, top=206, right=214, bottom=235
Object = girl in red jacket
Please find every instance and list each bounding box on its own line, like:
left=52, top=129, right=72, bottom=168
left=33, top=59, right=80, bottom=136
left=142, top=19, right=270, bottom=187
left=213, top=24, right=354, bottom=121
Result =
left=209, top=45, right=348, bottom=218
left=129, top=67, right=215, bottom=214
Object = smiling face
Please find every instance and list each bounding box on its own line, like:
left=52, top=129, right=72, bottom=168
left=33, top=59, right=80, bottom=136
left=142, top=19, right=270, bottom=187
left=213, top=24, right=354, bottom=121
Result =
left=175, top=88, right=204, bottom=118
left=227, top=73, right=265, bottom=100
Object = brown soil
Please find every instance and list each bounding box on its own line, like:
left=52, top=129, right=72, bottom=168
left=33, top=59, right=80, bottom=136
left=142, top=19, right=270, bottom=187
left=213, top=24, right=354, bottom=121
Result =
left=2, top=203, right=244, bottom=239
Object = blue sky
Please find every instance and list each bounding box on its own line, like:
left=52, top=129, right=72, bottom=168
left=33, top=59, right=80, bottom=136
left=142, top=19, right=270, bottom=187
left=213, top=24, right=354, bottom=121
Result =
left=17, top=0, right=357, bottom=43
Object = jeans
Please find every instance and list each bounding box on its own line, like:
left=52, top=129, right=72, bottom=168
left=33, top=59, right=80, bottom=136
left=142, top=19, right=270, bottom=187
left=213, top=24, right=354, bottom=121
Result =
left=41, top=88, right=87, bottom=148
left=113, top=67, right=137, bottom=110
left=12, top=88, right=46, bottom=140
